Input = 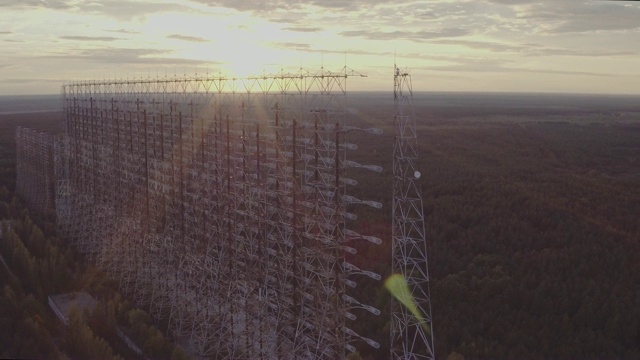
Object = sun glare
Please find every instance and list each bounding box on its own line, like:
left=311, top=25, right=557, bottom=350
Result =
left=222, top=48, right=286, bottom=78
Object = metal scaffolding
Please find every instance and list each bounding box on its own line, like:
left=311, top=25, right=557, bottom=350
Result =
left=15, top=127, right=56, bottom=215
left=390, top=66, right=435, bottom=359
left=52, top=67, right=383, bottom=358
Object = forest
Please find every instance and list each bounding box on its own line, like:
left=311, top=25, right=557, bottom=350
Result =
left=0, top=112, right=190, bottom=359
left=1, top=92, right=640, bottom=359
left=346, top=93, right=640, bottom=359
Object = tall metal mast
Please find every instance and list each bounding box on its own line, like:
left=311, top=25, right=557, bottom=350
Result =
left=391, top=65, right=435, bottom=359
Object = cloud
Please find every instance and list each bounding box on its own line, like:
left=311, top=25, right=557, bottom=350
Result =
left=272, top=42, right=311, bottom=50
left=305, top=0, right=391, bottom=10
left=167, top=34, right=210, bottom=43
left=430, top=64, right=613, bottom=77
left=75, top=1, right=189, bottom=21
left=433, top=39, right=524, bottom=52
left=0, top=0, right=72, bottom=9
left=270, top=42, right=389, bottom=57
left=0, top=31, right=13, bottom=35
left=2, top=0, right=191, bottom=19
left=340, top=28, right=470, bottom=41
left=420, top=57, right=513, bottom=73
left=432, top=39, right=637, bottom=57
left=189, top=0, right=301, bottom=12
left=282, top=26, right=323, bottom=33
left=530, top=48, right=636, bottom=57
left=422, top=57, right=615, bottom=78
left=191, top=0, right=416, bottom=13
left=484, top=0, right=531, bottom=4
left=106, top=29, right=141, bottom=35
left=158, top=0, right=474, bottom=32
left=269, top=17, right=299, bottom=23
left=518, top=68, right=615, bottom=77
left=2, top=78, right=63, bottom=84
left=189, top=0, right=295, bottom=12
left=42, top=47, right=218, bottom=66
left=515, top=1, right=640, bottom=33
left=59, top=35, right=121, bottom=41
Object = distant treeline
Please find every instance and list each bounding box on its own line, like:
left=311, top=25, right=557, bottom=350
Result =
left=346, top=116, right=640, bottom=359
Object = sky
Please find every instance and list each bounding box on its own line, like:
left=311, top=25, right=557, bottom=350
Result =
left=0, top=0, right=639, bottom=95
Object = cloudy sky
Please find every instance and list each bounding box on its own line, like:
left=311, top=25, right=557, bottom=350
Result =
left=1, top=0, right=639, bottom=95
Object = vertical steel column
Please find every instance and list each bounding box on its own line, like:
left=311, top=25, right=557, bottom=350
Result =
left=390, top=65, right=435, bottom=360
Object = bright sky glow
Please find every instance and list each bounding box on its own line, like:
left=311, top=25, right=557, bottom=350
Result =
left=0, top=0, right=639, bottom=95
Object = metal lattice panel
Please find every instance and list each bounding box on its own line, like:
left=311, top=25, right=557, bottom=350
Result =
left=15, top=127, right=56, bottom=214
left=52, top=68, right=383, bottom=359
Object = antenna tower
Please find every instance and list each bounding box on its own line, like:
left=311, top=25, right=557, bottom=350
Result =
left=390, top=65, right=435, bottom=359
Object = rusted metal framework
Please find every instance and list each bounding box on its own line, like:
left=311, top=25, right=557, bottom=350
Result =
left=55, top=67, right=383, bottom=358
left=15, top=127, right=56, bottom=215
left=390, top=66, right=435, bottom=359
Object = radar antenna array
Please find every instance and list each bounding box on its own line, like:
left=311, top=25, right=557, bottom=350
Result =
left=35, top=67, right=385, bottom=359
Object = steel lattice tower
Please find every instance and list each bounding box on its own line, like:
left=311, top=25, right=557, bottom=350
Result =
left=390, top=65, right=435, bottom=359
left=50, top=67, right=383, bottom=359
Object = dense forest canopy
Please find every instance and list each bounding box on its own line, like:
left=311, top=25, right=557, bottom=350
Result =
left=0, top=110, right=190, bottom=359
left=345, top=93, right=640, bottom=359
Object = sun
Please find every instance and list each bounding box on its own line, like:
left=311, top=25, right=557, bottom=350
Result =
left=221, top=44, right=295, bottom=78
left=173, top=36, right=292, bottom=78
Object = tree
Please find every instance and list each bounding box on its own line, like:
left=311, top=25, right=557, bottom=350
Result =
left=65, top=306, right=121, bottom=360
left=170, top=346, right=191, bottom=360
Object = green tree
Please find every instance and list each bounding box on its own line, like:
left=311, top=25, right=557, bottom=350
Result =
left=65, top=306, right=121, bottom=360
left=170, top=346, right=191, bottom=360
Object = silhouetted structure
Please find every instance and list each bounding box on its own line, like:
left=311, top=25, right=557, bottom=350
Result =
left=15, top=127, right=55, bottom=215
left=52, top=68, right=383, bottom=358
